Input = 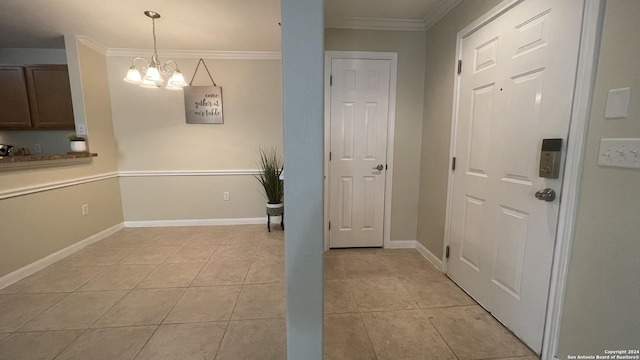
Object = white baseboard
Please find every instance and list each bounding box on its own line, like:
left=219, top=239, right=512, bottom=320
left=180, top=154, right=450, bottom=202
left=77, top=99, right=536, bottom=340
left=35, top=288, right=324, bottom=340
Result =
left=0, top=222, right=124, bottom=290
left=415, top=241, right=444, bottom=271
left=385, top=240, right=417, bottom=249
left=124, top=217, right=267, bottom=228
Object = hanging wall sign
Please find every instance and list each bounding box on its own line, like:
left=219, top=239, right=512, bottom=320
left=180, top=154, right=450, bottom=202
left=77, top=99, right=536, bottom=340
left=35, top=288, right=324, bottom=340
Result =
left=184, top=86, right=223, bottom=124
left=184, top=59, right=223, bottom=124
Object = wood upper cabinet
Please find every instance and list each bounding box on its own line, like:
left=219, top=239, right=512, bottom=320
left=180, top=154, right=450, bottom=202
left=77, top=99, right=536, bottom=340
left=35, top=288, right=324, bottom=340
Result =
left=0, top=66, right=32, bottom=129
left=24, top=65, right=75, bottom=130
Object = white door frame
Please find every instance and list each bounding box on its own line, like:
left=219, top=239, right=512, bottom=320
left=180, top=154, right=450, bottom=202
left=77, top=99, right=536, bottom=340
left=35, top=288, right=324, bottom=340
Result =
left=324, top=51, right=398, bottom=251
left=442, top=0, right=605, bottom=358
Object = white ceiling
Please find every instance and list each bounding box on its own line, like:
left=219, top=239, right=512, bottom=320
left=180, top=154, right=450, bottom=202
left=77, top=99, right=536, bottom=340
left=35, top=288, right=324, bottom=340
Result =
left=0, top=0, right=455, bottom=51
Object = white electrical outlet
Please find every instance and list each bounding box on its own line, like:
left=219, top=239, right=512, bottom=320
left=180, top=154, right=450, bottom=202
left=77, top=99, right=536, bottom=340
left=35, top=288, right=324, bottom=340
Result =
left=224, top=192, right=230, bottom=201
left=76, top=124, right=87, bottom=136
left=598, top=138, right=640, bottom=169
left=81, top=204, right=89, bottom=216
left=33, top=144, right=42, bottom=153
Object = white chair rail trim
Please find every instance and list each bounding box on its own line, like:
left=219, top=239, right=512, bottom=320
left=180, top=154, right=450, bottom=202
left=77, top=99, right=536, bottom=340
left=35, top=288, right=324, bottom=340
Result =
left=0, top=170, right=262, bottom=200
left=119, top=169, right=261, bottom=177
left=0, top=172, right=119, bottom=200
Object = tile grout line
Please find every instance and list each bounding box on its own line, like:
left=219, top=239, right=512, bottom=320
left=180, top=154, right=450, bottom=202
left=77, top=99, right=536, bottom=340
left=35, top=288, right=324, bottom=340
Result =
left=182, top=248, right=213, bottom=290
left=355, top=312, right=380, bottom=359
left=133, top=270, right=188, bottom=359
left=57, top=230, right=176, bottom=358
left=427, top=316, right=462, bottom=360
left=8, top=291, right=74, bottom=335
left=52, top=231, right=163, bottom=359
left=211, top=233, right=261, bottom=359
left=6, top=259, right=114, bottom=336
left=5, top=226, right=283, bottom=359
left=130, top=233, right=194, bottom=359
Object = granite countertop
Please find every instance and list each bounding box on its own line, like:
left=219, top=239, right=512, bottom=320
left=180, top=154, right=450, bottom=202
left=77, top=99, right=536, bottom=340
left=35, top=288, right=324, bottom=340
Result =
left=0, top=152, right=97, bottom=171
left=0, top=152, right=97, bottom=163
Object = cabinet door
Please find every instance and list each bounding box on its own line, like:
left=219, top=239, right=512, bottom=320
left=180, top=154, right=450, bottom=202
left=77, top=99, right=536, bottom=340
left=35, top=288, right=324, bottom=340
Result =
left=25, top=65, right=75, bottom=129
left=0, top=66, right=32, bottom=129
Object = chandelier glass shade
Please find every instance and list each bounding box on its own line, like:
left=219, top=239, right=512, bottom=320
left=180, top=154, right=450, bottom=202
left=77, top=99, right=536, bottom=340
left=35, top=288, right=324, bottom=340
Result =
left=123, top=11, right=188, bottom=90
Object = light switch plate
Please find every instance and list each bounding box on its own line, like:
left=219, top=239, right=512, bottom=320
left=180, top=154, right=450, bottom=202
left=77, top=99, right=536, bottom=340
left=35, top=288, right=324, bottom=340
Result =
left=604, top=87, right=631, bottom=119
left=598, top=138, right=640, bottom=169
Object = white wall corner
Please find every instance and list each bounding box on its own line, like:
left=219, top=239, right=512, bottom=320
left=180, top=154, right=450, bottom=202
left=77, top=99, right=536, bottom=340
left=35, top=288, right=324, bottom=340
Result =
left=63, top=35, right=88, bottom=135
left=424, top=0, right=463, bottom=30
left=415, top=240, right=444, bottom=271
left=0, top=222, right=124, bottom=290
left=123, top=218, right=267, bottom=228
left=325, top=17, right=426, bottom=32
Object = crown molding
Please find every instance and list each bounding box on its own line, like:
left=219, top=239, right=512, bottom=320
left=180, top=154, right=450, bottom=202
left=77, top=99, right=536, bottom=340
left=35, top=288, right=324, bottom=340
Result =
left=106, top=48, right=281, bottom=60
left=76, top=36, right=108, bottom=55
left=72, top=35, right=280, bottom=59
left=424, top=0, right=462, bottom=30
left=325, top=17, right=426, bottom=32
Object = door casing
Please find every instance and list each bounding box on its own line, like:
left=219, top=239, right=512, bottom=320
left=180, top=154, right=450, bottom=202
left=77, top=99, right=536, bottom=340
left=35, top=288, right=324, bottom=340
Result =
left=324, top=51, right=398, bottom=251
left=442, top=0, right=605, bottom=358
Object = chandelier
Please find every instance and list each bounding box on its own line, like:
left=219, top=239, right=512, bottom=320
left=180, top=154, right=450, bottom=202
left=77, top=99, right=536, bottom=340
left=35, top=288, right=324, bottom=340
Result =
left=123, top=11, right=188, bottom=90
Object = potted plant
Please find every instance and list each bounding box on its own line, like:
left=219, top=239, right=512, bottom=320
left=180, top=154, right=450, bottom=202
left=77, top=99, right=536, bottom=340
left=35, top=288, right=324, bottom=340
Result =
left=68, top=133, right=87, bottom=153
left=255, top=147, right=284, bottom=231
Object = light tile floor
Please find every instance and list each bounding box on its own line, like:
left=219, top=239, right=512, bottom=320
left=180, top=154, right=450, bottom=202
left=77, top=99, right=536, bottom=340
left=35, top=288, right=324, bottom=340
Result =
left=0, top=225, right=537, bottom=360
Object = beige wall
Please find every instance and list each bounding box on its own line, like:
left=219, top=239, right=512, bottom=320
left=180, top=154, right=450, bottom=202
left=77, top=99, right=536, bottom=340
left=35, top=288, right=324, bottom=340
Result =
left=107, top=56, right=283, bottom=221
left=0, top=178, right=123, bottom=277
left=557, top=1, right=640, bottom=356
left=325, top=29, right=426, bottom=241
left=0, top=40, right=123, bottom=278
left=120, top=176, right=266, bottom=221
left=416, top=0, right=502, bottom=255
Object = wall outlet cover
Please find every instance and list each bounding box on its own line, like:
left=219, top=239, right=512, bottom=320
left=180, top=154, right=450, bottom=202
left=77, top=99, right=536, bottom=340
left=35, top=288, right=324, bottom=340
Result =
left=604, top=87, right=631, bottom=119
left=76, top=124, right=87, bottom=136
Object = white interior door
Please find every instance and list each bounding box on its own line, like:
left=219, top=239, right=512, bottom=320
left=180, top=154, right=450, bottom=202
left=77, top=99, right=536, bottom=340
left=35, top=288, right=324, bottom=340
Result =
left=328, top=58, right=390, bottom=248
left=447, top=0, right=584, bottom=352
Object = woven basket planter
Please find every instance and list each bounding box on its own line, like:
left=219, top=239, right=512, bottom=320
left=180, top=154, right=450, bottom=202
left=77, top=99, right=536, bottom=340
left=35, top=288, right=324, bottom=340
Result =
left=266, top=203, right=284, bottom=216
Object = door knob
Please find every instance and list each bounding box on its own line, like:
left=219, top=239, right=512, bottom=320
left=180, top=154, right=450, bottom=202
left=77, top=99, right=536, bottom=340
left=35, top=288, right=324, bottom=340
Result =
left=373, top=164, right=384, bottom=171
left=535, top=188, right=556, bottom=202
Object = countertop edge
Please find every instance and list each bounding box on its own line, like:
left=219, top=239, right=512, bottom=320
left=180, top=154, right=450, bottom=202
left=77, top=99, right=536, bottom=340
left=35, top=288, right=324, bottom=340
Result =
left=0, top=153, right=97, bottom=171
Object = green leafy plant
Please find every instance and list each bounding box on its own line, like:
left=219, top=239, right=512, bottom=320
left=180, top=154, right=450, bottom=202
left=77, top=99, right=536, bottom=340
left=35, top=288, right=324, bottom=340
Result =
left=255, top=147, right=284, bottom=204
left=68, top=133, right=85, bottom=142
